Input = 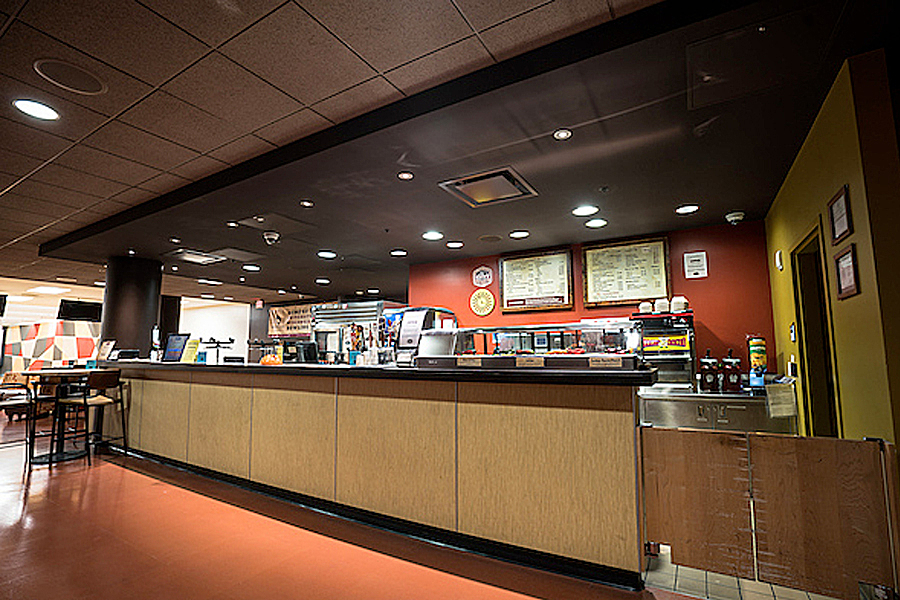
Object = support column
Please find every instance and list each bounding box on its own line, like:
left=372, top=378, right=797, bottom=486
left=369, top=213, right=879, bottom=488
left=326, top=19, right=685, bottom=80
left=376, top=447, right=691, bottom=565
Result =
left=101, top=256, right=162, bottom=357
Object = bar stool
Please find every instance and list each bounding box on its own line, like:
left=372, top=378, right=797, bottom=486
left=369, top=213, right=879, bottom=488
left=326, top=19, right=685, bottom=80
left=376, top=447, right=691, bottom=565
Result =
left=56, top=370, right=128, bottom=465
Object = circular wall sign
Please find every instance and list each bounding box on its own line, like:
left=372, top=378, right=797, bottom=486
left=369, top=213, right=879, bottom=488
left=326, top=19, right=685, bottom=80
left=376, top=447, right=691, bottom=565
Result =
left=470, top=288, right=495, bottom=317
left=472, top=265, right=493, bottom=287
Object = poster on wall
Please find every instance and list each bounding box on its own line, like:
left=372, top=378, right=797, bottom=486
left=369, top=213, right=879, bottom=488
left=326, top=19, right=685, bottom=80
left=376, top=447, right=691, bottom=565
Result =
left=268, top=304, right=314, bottom=337
left=583, top=238, right=669, bottom=306
left=500, top=250, right=573, bottom=312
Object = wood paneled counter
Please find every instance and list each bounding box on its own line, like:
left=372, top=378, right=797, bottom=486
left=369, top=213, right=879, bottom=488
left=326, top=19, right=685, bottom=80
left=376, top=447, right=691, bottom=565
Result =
left=105, top=362, right=654, bottom=588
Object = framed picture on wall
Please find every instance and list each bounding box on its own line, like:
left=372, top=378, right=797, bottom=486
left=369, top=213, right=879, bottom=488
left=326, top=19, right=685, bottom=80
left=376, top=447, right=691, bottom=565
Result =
left=827, top=185, right=853, bottom=245
left=834, top=244, right=859, bottom=300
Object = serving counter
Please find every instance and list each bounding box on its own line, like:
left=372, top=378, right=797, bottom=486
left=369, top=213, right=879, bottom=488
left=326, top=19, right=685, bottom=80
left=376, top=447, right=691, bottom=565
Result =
left=102, top=361, right=655, bottom=588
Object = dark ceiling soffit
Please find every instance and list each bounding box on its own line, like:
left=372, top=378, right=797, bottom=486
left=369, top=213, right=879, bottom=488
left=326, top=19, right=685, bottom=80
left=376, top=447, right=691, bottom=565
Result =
left=39, top=0, right=764, bottom=258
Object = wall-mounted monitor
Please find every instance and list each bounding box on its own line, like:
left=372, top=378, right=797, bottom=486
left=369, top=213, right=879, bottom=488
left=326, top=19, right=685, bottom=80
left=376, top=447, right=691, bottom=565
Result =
left=57, top=299, right=103, bottom=321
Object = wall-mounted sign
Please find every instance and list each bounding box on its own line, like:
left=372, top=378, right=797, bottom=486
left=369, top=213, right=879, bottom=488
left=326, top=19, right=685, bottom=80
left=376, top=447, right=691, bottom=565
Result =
left=583, top=238, right=669, bottom=306
left=469, top=288, right=495, bottom=317
left=500, top=250, right=573, bottom=312
left=683, top=251, right=708, bottom=279
left=268, top=304, right=314, bottom=337
left=472, top=264, right=493, bottom=287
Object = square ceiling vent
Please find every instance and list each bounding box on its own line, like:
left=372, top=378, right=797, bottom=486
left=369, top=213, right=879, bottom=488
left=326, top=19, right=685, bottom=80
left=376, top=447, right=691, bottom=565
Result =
left=165, top=248, right=227, bottom=265
left=438, top=167, right=538, bottom=208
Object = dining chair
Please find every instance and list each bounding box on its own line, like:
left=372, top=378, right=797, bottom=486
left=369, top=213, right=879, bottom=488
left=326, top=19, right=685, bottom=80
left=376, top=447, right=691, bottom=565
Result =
left=56, top=370, right=128, bottom=465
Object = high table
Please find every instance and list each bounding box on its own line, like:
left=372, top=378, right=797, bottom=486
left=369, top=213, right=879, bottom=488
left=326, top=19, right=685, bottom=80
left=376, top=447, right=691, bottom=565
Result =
left=17, top=368, right=117, bottom=464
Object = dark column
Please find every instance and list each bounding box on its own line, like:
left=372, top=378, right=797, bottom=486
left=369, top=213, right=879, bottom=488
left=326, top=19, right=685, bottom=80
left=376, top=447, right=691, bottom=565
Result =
left=158, top=295, right=181, bottom=348
left=101, top=256, right=162, bottom=357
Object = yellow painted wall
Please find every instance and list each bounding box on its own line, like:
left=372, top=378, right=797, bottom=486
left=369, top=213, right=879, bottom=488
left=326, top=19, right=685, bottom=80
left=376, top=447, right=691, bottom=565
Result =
left=766, top=53, right=895, bottom=442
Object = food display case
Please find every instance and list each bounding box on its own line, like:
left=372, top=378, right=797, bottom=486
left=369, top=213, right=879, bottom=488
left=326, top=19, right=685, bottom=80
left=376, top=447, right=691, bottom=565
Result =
left=414, top=318, right=646, bottom=371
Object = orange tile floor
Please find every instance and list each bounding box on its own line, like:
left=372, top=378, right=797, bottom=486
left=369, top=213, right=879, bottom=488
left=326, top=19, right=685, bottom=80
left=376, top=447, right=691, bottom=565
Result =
left=0, top=423, right=677, bottom=600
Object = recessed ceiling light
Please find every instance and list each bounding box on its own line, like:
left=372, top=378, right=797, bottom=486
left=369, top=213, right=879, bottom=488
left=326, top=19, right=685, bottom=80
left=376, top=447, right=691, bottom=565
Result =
left=200, top=294, right=215, bottom=299
left=585, top=218, right=608, bottom=228
left=55, top=276, right=77, bottom=283
left=299, top=199, right=314, bottom=208
left=552, top=128, right=572, bottom=141
left=242, top=264, right=261, bottom=272
left=355, top=290, right=364, bottom=295
left=254, top=216, right=265, bottom=222
left=390, top=248, right=408, bottom=257
left=226, top=221, right=239, bottom=228
left=239, top=276, right=246, bottom=283
left=676, top=204, right=700, bottom=215
left=13, top=99, right=59, bottom=120
left=422, top=231, right=443, bottom=241
left=223, top=296, right=233, bottom=301
left=27, top=286, right=70, bottom=294
left=572, top=205, right=599, bottom=217
left=315, top=278, right=330, bottom=285
left=93, top=281, right=105, bottom=286
left=197, top=278, right=223, bottom=285
left=169, top=236, right=181, bottom=244
left=291, top=285, right=297, bottom=290
left=446, top=241, right=464, bottom=249
left=397, top=171, right=414, bottom=180
left=317, top=250, right=337, bottom=260
left=277, top=289, right=286, bottom=294
left=367, top=288, right=380, bottom=295
left=127, top=248, right=135, bottom=256
left=6, top=295, right=33, bottom=302
left=171, top=265, right=179, bottom=271
left=509, top=230, right=530, bottom=239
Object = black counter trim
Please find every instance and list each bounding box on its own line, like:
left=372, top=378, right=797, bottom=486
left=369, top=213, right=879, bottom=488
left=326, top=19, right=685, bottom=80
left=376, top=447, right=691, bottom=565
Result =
left=105, top=361, right=657, bottom=386
left=111, top=447, right=644, bottom=592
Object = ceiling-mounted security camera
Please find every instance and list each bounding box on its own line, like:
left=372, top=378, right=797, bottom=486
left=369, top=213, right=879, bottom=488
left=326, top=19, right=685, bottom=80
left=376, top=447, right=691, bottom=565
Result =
left=725, top=211, right=745, bottom=225
left=263, top=230, right=281, bottom=245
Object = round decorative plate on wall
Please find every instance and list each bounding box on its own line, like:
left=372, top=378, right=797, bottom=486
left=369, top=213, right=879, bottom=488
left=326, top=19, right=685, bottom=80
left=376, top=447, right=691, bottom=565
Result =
left=470, top=288, right=495, bottom=317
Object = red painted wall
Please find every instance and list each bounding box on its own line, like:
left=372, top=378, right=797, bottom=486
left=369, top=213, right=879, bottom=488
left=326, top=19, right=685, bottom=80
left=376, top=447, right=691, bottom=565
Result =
left=408, top=221, right=776, bottom=368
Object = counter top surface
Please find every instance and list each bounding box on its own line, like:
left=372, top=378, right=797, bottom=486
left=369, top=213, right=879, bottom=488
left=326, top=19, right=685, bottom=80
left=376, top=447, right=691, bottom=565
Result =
left=639, top=384, right=766, bottom=401
left=102, top=360, right=656, bottom=386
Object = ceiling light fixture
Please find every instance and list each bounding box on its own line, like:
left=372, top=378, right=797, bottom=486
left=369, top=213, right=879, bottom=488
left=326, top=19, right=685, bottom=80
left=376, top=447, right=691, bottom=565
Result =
left=585, top=218, right=608, bottom=228
left=552, top=128, right=572, bottom=141
left=13, top=99, right=59, bottom=120
left=299, top=199, right=315, bottom=208
left=242, top=264, right=261, bottom=272
left=317, top=250, right=337, bottom=260
left=676, top=204, right=700, bottom=215
left=93, top=281, right=105, bottom=286
left=171, top=265, right=179, bottom=271
left=254, top=216, right=265, bottom=222
left=277, top=289, right=286, bottom=294
left=55, top=276, right=77, bottom=283
left=291, top=285, right=297, bottom=290
left=397, top=171, right=414, bottom=180
left=127, top=248, right=135, bottom=256
left=27, top=286, right=70, bottom=294
left=367, top=288, right=380, bottom=295
left=446, top=241, right=464, bottom=249
left=197, top=278, right=223, bottom=285
left=390, top=248, right=408, bottom=257
left=6, top=295, right=33, bottom=302
left=422, top=231, right=443, bottom=241
left=355, top=290, right=364, bottom=295
left=239, top=276, right=246, bottom=283
left=226, top=221, right=238, bottom=228
left=200, top=294, right=215, bottom=299
left=509, top=230, right=530, bottom=239
left=169, top=236, right=181, bottom=244
left=223, top=296, right=233, bottom=301
left=572, top=205, right=599, bottom=217
left=315, top=278, right=330, bottom=285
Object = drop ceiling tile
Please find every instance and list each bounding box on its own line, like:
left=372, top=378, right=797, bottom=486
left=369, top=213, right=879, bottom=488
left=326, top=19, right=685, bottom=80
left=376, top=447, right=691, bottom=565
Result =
left=83, top=120, right=199, bottom=171
left=301, top=0, right=473, bottom=72
left=0, top=192, right=81, bottom=219
left=0, top=221, right=38, bottom=241
left=253, top=109, right=332, bottom=146
left=137, top=172, right=192, bottom=194
left=1, top=206, right=62, bottom=228
left=108, top=186, right=156, bottom=206
left=9, top=178, right=105, bottom=208
left=54, top=145, right=162, bottom=186
left=138, top=0, right=283, bottom=47
left=17, top=0, right=209, bottom=86
left=26, top=163, right=128, bottom=198
left=0, top=147, right=43, bottom=176
left=207, top=135, right=276, bottom=165
left=163, top=52, right=301, bottom=133
left=221, top=3, right=376, bottom=105
left=310, top=77, right=403, bottom=123
left=453, top=0, right=550, bottom=30
left=119, top=90, right=241, bottom=153
left=0, top=116, right=71, bottom=159
left=169, top=155, right=230, bottom=181
left=0, top=22, right=154, bottom=117
left=384, top=36, right=494, bottom=95
left=479, top=0, right=612, bottom=61
left=608, top=0, right=662, bottom=18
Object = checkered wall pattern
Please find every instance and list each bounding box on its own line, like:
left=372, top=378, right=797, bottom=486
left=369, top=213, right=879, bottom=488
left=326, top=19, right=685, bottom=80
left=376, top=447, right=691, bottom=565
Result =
left=4, top=321, right=101, bottom=371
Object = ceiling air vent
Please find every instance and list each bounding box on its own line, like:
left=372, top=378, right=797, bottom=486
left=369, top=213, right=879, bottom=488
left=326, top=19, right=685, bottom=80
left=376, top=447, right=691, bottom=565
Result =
left=438, top=167, right=537, bottom=208
left=165, top=248, right=227, bottom=265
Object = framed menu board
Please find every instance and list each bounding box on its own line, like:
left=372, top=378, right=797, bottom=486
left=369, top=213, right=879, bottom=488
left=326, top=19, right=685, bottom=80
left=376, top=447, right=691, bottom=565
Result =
left=583, top=238, right=669, bottom=306
left=500, top=249, right=573, bottom=312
